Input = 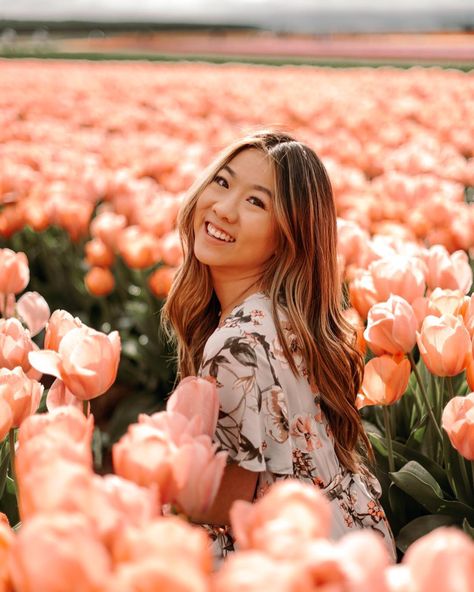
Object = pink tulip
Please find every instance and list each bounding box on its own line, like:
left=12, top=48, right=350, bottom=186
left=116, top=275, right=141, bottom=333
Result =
left=0, top=399, right=13, bottom=442
left=349, top=271, right=379, bottom=319
left=370, top=256, right=426, bottom=304
left=0, top=367, right=43, bottom=428
left=441, top=393, right=474, bottom=460
left=166, top=376, right=219, bottom=437
left=417, top=314, right=471, bottom=377
left=337, top=218, right=370, bottom=268
left=424, top=245, right=473, bottom=294
left=0, top=520, right=14, bottom=592
left=402, top=527, right=474, bottom=592
left=230, top=479, right=331, bottom=559
left=108, top=559, right=209, bottom=592
left=18, top=405, right=93, bottom=449
left=0, top=318, right=38, bottom=377
left=15, top=291, right=50, bottom=337
left=29, top=326, right=121, bottom=400
left=90, top=210, right=127, bottom=251
left=112, top=422, right=180, bottom=504
left=44, top=309, right=83, bottom=351
left=173, top=436, right=227, bottom=517
left=112, top=516, right=212, bottom=573
left=9, top=512, right=112, bottom=592
left=0, top=248, right=29, bottom=295
left=364, top=295, right=417, bottom=356
left=427, top=288, right=469, bottom=318
left=159, top=230, right=183, bottom=267
left=212, top=550, right=313, bottom=592
left=45, top=378, right=90, bottom=413
left=357, top=354, right=411, bottom=408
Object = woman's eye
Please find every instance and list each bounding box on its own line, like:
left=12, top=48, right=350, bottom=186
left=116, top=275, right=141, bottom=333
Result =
left=214, top=175, right=228, bottom=188
left=248, top=196, right=265, bottom=209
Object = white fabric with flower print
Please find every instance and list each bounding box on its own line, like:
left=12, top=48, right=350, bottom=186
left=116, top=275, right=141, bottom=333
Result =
left=197, top=291, right=396, bottom=564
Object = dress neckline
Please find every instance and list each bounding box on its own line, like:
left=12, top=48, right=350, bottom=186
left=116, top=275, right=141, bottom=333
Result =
left=217, top=291, right=267, bottom=327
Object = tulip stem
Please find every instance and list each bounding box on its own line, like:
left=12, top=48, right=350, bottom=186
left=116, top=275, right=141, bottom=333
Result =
left=408, top=353, right=444, bottom=447
left=83, top=400, right=89, bottom=417
left=8, top=429, right=17, bottom=503
left=383, top=406, right=395, bottom=473
left=459, top=456, right=472, bottom=503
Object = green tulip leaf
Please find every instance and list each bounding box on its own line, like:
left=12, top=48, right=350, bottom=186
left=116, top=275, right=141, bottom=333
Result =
left=462, top=518, right=474, bottom=539
left=390, top=442, right=450, bottom=493
left=390, top=461, right=474, bottom=522
left=397, top=514, right=460, bottom=553
left=0, top=450, right=10, bottom=500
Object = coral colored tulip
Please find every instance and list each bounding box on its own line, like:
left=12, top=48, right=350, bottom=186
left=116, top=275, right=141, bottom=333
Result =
left=18, top=405, right=94, bottom=448
left=44, top=309, right=83, bottom=351
left=29, top=326, right=121, bottom=400
left=212, top=550, right=313, bottom=592
left=357, top=354, right=411, bottom=408
left=364, top=295, right=417, bottom=356
left=56, top=200, right=94, bottom=242
left=230, top=480, right=332, bottom=559
left=148, top=266, right=177, bottom=298
left=0, top=248, right=29, bottom=294
left=45, top=377, right=89, bottom=413
left=0, top=399, right=13, bottom=442
left=342, top=307, right=366, bottom=355
left=85, top=266, right=115, bottom=297
left=108, top=559, right=209, bottom=592
left=424, top=245, right=473, bottom=294
left=0, top=520, right=14, bottom=592
left=402, top=527, right=474, bottom=592
left=349, top=271, right=379, bottom=319
left=337, top=218, right=370, bottom=268
left=84, top=237, right=115, bottom=267
left=370, top=255, right=426, bottom=304
left=160, top=230, right=184, bottom=267
left=173, top=437, right=227, bottom=517
left=427, top=288, right=469, bottom=318
left=417, top=314, right=471, bottom=377
left=90, top=211, right=127, bottom=251
left=16, top=290, right=50, bottom=337
left=0, top=367, right=43, bottom=428
left=0, top=318, right=38, bottom=376
left=118, top=225, right=161, bottom=269
left=112, top=516, right=212, bottom=573
left=166, top=376, right=219, bottom=437
left=9, top=512, right=112, bottom=592
left=467, top=356, right=474, bottom=392
left=441, top=393, right=474, bottom=460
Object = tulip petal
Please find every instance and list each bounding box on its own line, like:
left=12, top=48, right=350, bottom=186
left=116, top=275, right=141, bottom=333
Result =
left=28, top=350, right=62, bottom=379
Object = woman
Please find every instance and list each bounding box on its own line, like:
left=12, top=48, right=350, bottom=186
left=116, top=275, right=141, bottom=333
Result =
left=161, top=129, right=396, bottom=562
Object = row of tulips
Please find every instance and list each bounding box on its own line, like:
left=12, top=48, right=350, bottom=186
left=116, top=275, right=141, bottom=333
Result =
left=335, top=226, right=474, bottom=546
left=1, top=363, right=473, bottom=590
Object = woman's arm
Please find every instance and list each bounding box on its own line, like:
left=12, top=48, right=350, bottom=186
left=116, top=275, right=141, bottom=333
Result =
left=188, top=461, right=259, bottom=527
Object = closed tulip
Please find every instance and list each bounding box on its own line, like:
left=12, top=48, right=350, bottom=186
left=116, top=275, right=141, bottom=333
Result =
left=417, top=314, right=471, bottom=377
left=426, top=288, right=469, bottom=318
left=0, top=367, right=43, bottom=428
left=349, top=271, right=379, bottom=319
left=441, top=393, right=474, bottom=460
left=15, top=291, right=50, bottom=337
left=166, top=376, right=219, bottom=437
left=148, top=266, right=177, bottom=299
left=0, top=399, right=13, bottom=443
left=402, top=527, right=474, bottom=592
left=9, top=512, right=112, bottom=592
left=0, top=248, right=29, bottom=294
left=357, top=354, right=411, bottom=408
left=90, top=211, right=127, bottom=251
left=370, top=255, right=426, bottom=304
left=84, top=238, right=115, bottom=267
left=230, top=479, right=332, bottom=559
left=29, top=326, right=121, bottom=400
left=85, top=267, right=115, bottom=297
left=364, top=295, right=417, bottom=356
left=424, top=245, right=473, bottom=294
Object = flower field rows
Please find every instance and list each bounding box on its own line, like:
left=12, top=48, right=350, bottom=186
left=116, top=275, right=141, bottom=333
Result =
left=0, top=59, right=473, bottom=589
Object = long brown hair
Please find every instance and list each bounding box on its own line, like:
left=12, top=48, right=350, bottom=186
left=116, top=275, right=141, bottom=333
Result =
left=160, top=128, right=371, bottom=472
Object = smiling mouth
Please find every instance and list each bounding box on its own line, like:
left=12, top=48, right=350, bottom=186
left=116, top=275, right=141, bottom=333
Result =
left=205, top=222, right=235, bottom=243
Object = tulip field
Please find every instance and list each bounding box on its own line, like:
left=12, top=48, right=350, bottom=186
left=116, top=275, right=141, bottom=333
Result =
left=0, top=57, right=473, bottom=589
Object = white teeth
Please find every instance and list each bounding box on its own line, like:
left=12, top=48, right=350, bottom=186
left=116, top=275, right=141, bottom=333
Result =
left=206, top=222, right=235, bottom=242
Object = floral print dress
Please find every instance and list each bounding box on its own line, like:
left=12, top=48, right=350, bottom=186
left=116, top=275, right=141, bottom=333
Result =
left=197, top=291, right=396, bottom=563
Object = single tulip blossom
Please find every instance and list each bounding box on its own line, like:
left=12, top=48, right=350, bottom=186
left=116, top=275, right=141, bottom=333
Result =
left=357, top=354, right=411, bottom=408
left=441, top=393, right=474, bottom=460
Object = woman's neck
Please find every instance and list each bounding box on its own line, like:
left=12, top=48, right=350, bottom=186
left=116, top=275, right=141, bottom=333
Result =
left=216, top=279, right=263, bottom=322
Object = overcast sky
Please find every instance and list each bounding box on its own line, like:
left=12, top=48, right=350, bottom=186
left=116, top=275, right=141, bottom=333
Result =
left=1, top=0, right=473, bottom=21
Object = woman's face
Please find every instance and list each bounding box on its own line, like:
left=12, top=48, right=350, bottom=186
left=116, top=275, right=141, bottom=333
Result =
left=193, top=148, right=279, bottom=277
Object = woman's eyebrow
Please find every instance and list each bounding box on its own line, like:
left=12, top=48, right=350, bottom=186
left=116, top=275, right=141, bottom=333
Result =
left=221, top=165, right=273, bottom=199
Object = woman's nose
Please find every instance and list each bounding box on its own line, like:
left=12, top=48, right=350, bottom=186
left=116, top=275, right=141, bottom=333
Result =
left=212, top=195, right=238, bottom=223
